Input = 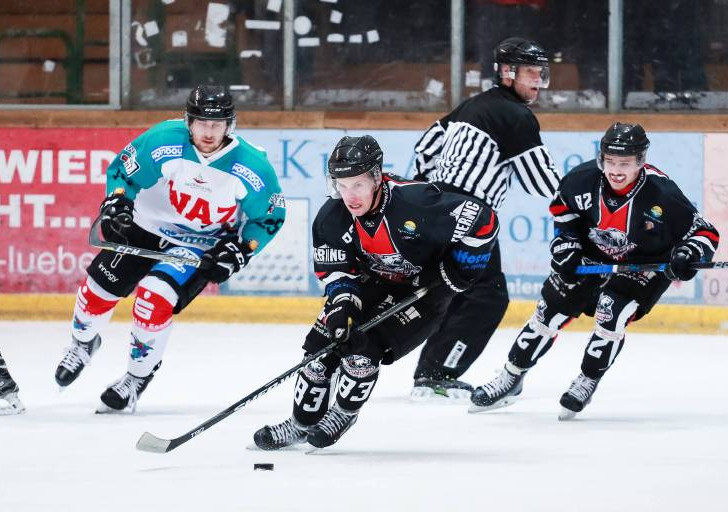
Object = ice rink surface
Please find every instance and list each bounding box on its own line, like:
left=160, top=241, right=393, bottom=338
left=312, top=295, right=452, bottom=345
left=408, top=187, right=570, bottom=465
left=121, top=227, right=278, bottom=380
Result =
left=0, top=321, right=726, bottom=511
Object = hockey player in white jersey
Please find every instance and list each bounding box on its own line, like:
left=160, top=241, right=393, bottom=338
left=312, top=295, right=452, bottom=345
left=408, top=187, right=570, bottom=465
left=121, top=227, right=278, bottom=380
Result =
left=54, top=85, right=286, bottom=413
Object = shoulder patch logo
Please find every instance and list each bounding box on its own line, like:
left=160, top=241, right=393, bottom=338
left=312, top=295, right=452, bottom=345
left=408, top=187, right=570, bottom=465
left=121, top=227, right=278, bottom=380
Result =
left=232, top=163, right=264, bottom=192
left=151, top=145, right=183, bottom=162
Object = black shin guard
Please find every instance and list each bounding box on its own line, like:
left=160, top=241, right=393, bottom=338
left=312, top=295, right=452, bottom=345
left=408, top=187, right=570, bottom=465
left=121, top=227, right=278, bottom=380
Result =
left=335, top=355, right=380, bottom=412
left=508, top=299, right=572, bottom=370
left=292, top=353, right=338, bottom=426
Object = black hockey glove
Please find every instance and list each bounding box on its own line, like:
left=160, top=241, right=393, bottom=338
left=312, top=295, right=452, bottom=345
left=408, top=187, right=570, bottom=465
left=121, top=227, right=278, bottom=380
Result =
left=99, top=191, right=134, bottom=242
left=550, top=233, right=584, bottom=284
left=323, top=293, right=362, bottom=344
left=201, top=236, right=251, bottom=283
left=665, top=244, right=700, bottom=281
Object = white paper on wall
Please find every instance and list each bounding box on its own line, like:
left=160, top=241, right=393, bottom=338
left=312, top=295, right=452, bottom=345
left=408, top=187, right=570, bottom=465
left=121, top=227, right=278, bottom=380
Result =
left=205, top=3, right=230, bottom=47
left=171, top=30, right=188, bottom=47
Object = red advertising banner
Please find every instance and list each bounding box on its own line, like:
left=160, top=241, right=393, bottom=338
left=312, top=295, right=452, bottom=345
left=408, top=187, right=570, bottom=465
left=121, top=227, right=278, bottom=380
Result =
left=0, top=128, right=143, bottom=292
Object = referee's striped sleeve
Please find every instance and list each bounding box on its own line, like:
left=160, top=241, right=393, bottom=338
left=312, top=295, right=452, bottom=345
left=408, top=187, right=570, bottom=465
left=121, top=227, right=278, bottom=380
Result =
left=413, top=121, right=446, bottom=180
left=508, top=145, right=561, bottom=199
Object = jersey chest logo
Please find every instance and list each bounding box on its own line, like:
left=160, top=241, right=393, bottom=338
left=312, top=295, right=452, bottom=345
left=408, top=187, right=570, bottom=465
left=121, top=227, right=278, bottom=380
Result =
left=355, top=218, right=421, bottom=282
left=167, top=179, right=237, bottom=227
left=587, top=197, right=637, bottom=260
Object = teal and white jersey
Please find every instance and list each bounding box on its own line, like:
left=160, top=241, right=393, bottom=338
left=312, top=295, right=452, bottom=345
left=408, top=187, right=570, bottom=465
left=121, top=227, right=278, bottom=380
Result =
left=105, top=119, right=285, bottom=254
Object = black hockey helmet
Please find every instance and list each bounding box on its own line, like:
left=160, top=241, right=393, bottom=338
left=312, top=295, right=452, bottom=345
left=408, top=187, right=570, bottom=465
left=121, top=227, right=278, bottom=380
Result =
left=599, top=122, right=650, bottom=167
left=328, top=135, right=383, bottom=179
left=185, top=84, right=236, bottom=135
left=495, top=37, right=549, bottom=67
left=494, top=37, right=550, bottom=88
left=326, top=135, right=384, bottom=198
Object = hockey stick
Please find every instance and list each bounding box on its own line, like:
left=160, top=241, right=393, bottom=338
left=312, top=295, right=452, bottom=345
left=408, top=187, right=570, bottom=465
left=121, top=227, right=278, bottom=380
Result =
left=576, top=261, right=728, bottom=275
left=135, top=284, right=434, bottom=454
left=88, top=215, right=208, bottom=268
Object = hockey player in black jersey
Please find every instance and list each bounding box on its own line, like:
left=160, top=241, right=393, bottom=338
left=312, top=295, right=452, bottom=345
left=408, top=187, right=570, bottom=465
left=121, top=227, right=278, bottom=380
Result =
left=411, top=37, right=560, bottom=399
left=470, top=123, right=720, bottom=420
left=253, top=135, right=500, bottom=449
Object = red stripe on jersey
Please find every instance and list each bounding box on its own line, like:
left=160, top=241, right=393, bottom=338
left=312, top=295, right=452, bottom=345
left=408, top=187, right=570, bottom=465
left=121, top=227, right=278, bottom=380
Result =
left=356, top=219, right=396, bottom=255
left=315, top=271, right=327, bottom=278
left=598, top=196, right=631, bottom=232
left=644, top=163, right=667, bottom=177
left=549, top=204, right=569, bottom=215
left=475, top=210, right=496, bottom=237
left=695, top=230, right=720, bottom=243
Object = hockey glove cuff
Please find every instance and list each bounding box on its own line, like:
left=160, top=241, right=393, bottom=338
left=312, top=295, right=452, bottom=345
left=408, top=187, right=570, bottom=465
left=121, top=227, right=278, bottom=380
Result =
left=665, top=244, right=701, bottom=281
left=550, top=233, right=583, bottom=284
left=201, top=236, right=252, bottom=283
left=99, top=190, right=134, bottom=242
left=323, top=293, right=362, bottom=344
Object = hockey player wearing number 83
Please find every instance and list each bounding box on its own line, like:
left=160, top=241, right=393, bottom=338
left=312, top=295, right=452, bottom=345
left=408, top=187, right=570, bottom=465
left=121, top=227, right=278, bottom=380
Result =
left=254, top=135, right=501, bottom=450
left=54, top=84, right=286, bottom=413
left=470, top=122, right=720, bottom=420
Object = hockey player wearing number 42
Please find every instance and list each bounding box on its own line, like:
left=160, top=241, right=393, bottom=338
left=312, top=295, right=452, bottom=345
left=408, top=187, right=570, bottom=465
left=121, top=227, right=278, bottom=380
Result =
left=254, top=135, right=500, bottom=450
left=470, top=122, right=720, bottom=420
left=53, top=84, right=286, bottom=413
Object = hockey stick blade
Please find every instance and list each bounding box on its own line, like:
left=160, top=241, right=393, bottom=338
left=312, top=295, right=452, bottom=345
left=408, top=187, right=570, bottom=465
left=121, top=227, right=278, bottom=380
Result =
left=136, top=432, right=174, bottom=453
left=134, top=284, right=434, bottom=454
left=87, top=215, right=208, bottom=268
left=576, top=260, right=728, bottom=275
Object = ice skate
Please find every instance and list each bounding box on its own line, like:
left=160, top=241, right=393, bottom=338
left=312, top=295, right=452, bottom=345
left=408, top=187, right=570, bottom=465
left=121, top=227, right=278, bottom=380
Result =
left=558, top=373, right=600, bottom=421
left=96, top=362, right=161, bottom=414
left=0, top=365, right=25, bottom=415
left=410, top=376, right=474, bottom=401
left=469, top=363, right=525, bottom=413
left=307, top=403, right=358, bottom=449
left=55, top=334, right=102, bottom=388
left=253, top=417, right=310, bottom=451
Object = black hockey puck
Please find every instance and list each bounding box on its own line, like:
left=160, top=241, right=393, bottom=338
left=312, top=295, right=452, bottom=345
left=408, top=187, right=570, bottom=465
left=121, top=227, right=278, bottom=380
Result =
left=253, top=463, right=274, bottom=471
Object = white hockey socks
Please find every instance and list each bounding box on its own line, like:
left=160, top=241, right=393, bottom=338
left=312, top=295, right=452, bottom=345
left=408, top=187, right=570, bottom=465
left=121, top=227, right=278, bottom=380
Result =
left=71, top=277, right=121, bottom=342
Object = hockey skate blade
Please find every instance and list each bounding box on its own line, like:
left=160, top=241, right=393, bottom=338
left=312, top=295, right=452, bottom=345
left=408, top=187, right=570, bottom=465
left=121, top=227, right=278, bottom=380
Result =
left=95, top=403, right=134, bottom=415
left=0, top=393, right=26, bottom=415
left=558, top=407, right=578, bottom=421
left=136, top=432, right=172, bottom=453
left=410, top=387, right=472, bottom=402
left=468, top=396, right=518, bottom=413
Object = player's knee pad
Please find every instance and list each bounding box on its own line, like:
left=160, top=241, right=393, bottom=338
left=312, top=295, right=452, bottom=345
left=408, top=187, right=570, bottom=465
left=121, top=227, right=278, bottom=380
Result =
left=335, top=355, right=380, bottom=412
left=72, top=277, right=121, bottom=342
left=127, top=277, right=177, bottom=376
left=594, top=293, right=639, bottom=334
left=132, top=276, right=178, bottom=332
left=76, top=276, right=120, bottom=315
left=292, top=357, right=335, bottom=426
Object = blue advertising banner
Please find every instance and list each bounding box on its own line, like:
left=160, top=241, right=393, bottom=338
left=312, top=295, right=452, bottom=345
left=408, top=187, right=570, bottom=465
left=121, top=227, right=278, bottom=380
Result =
left=227, top=129, right=704, bottom=303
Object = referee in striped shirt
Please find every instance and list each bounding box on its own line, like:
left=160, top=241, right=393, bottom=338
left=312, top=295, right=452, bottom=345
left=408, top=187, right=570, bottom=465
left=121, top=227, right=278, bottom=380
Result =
left=411, top=37, right=562, bottom=400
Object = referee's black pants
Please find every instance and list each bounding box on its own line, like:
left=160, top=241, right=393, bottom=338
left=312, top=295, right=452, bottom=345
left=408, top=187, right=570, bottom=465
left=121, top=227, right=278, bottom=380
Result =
left=413, top=241, right=509, bottom=381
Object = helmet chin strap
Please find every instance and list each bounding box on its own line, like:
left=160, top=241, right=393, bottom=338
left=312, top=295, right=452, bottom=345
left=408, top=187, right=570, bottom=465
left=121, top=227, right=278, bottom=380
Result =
left=364, top=180, right=384, bottom=215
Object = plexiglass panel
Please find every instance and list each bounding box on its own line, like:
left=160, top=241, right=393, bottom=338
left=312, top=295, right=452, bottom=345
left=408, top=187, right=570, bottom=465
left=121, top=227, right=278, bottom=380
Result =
left=293, top=0, right=451, bottom=111
left=128, top=0, right=283, bottom=109
left=624, top=0, right=728, bottom=110
left=464, top=0, right=608, bottom=110
left=0, top=0, right=109, bottom=105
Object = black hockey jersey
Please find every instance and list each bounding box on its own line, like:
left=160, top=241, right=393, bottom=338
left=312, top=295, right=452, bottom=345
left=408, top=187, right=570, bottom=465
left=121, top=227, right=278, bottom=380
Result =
left=413, top=85, right=560, bottom=210
left=550, top=160, right=719, bottom=264
left=312, top=175, right=500, bottom=298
